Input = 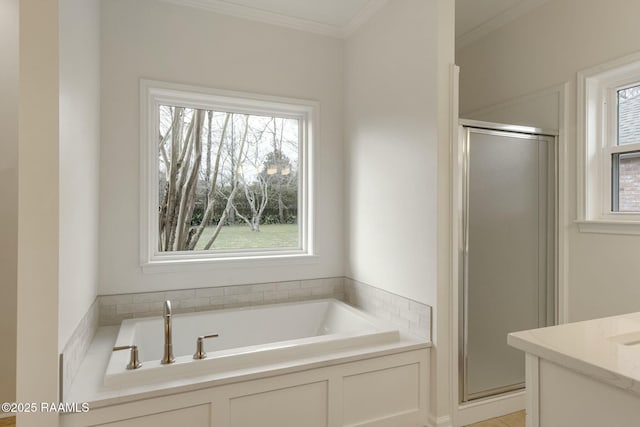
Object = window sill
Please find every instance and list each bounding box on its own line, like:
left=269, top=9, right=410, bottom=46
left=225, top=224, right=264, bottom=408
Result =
left=575, top=220, right=640, bottom=236
left=141, top=253, right=320, bottom=274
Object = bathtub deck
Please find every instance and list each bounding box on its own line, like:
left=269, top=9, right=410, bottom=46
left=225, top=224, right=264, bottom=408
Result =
left=65, top=325, right=429, bottom=409
left=105, top=299, right=401, bottom=388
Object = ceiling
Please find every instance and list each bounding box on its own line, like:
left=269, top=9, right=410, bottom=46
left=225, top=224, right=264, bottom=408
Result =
left=456, top=0, right=551, bottom=48
left=218, top=0, right=370, bottom=28
left=163, top=0, right=550, bottom=44
left=161, top=0, right=385, bottom=38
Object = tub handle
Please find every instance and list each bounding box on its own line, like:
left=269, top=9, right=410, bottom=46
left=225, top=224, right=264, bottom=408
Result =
left=193, top=334, right=219, bottom=360
left=113, top=345, right=142, bottom=370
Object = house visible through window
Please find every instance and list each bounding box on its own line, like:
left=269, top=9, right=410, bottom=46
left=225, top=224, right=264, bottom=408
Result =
left=140, top=80, right=316, bottom=267
left=613, top=85, right=640, bottom=212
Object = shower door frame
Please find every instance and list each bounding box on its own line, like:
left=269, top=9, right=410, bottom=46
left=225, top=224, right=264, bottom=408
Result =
left=458, top=119, right=559, bottom=404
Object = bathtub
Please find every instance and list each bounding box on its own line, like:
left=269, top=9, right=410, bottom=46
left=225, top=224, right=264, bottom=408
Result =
left=105, top=299, right=400, bottom=387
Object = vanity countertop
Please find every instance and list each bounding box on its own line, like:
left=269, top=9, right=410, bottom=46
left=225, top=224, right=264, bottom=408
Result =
left=508, top=311, right=640, bottom=396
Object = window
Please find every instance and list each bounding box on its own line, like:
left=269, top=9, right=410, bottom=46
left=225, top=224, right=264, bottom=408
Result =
left=140, top=80, right=316, bottom=268
left=612, top=86, right=640, bottom=213
left=577, top=53, right=640, bottom=234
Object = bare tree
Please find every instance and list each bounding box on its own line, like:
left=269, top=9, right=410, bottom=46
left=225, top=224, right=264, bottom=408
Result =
left=158, top=108, right=248, bottom=252
left=157, top=108, right=295, bottom=251
left=187, top=112, right=230, bottom=250
left=266, top=149, right=294, bottom=223
left=175, top=109, right=204, bottom=250
left=159, top=107, right=196, bottom=251
left=203, top=110, right=213, bottom=215
left=201, top=114, right=249, bottom=249
left=232, top=118, right=276, bottom=232
left=234, top=175, right=271, bottom=232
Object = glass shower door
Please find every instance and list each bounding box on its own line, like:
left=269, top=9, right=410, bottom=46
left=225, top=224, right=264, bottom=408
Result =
left=461, top=125, right=556, bottom=401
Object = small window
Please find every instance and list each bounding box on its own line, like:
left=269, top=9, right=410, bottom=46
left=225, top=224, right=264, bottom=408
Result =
left=612, top=151, right=640, bottom=213
left=577, top=53, right=640, bottom=233
left=140, top=80, right=316, bottom=268
left=611, top=85, right=640, bottom=213
left=617, top=85, right=640, bottom=146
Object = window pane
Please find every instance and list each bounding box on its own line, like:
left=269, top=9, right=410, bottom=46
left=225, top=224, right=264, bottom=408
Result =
left=617, top=85, right=640, bottom=146
left=158, top=105, right=299, bottom=252
left=612, top=151, right=640, bottom=212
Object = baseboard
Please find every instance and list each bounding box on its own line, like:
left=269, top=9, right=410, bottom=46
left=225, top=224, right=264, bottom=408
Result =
left=428, top=413, right=453, bottom=427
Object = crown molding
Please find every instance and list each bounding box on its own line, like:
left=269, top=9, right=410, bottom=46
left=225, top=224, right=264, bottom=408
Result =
left=158, top=0, right=387, bottom=39
left=456, top=0, right=551, bottom=49
left=342, top=0, right=388, bottom=38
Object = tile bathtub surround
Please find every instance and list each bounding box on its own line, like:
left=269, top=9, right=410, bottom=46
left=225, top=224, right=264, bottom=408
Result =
left=344, top=278, right=432, bottom=340
left=98, top=277, right=345, bottom=325
left=61, top=298, right=99, bottom=400
left=97, top=277, right=432, bottom=341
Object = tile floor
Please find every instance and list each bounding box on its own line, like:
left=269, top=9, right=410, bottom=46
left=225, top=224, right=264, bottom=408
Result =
left=0, top=417, right=15, bottom=427
left=467, top=410, right=526, bottom=427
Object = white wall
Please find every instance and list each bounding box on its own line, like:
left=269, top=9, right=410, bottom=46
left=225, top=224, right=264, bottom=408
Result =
left=58, top=0, right=101, bottom=352
left=0, top=0, right=18, bottom=406
left=344, top=0, right=439, bottom=306
left=99, top=0, right=345, bottom=294
left=345, top=3, right=456, bottom=423
left=17, top=0, right=60, bottom=425
left=457, top=0, right=640, bottom=321
left=435, top=1, right=456, bottom=422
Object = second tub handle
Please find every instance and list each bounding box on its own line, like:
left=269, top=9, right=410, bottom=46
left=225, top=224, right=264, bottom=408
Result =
left=113, top=345, right=142, bottom=370
left=193, top=334, right=219, bottom=360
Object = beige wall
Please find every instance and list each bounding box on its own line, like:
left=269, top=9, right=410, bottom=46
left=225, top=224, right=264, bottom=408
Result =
left=17, top=0, right=60, bottom=425
left=344, top=0, right=439, bottom=305
left=435, top=0, right=455, bottom=422
left=99, top=0, right=345, bottom=294
left=3, top=1, right=454, bottom=423
left=58, top=0, right=101, bottom=352
left=457, top=0, right=640, bottom=321
left=345, top=0, right=455, bottom=422
left=0, top=0, right=18, bottom=406
left=7, top=0, right=100, bottom=415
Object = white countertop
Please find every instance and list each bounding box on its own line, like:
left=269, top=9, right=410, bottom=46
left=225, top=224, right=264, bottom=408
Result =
left=65, top=326, right=430, bottom=409
left=508, top=311, right=640, bottom=396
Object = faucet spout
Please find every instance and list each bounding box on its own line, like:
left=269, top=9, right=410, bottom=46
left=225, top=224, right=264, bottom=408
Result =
left=163, top=300, right=171, bottom=317
left=161, top=300, right=175, bottom=364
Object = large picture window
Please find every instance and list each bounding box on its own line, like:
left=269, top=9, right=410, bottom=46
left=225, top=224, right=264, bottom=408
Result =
left=141, top=81, right=316, bottom=268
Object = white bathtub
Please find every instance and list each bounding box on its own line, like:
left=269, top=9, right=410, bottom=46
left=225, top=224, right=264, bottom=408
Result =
left=105, top=299, right=400, bottom=387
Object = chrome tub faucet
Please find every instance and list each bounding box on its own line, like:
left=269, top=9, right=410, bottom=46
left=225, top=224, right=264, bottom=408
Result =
left=161, top=300, right=175, bottom=364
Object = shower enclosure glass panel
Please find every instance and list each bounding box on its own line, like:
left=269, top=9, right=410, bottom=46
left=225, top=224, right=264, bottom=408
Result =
left=461, top=125, right=556, bottom=402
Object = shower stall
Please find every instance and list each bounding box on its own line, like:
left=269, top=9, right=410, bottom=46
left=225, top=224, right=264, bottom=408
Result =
left=458, top=120, right=557, bottom=403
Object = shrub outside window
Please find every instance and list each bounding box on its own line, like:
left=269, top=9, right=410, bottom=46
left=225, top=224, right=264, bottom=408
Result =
left=140, top=80, right=316, bottom=268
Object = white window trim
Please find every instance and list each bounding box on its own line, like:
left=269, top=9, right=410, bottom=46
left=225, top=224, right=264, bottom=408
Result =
left=139, top=79, right=318, bottom=271
left=576, top=52, right=640, bottom=235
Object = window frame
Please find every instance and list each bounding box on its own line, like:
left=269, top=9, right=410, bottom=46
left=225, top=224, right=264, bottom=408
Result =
left=140, top=79, right=318, bottom=271
left=577, top=53, right=640, bottom=234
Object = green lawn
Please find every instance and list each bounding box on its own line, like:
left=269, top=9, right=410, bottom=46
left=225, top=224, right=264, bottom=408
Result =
left=193, top=224, right=298, bottom=250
